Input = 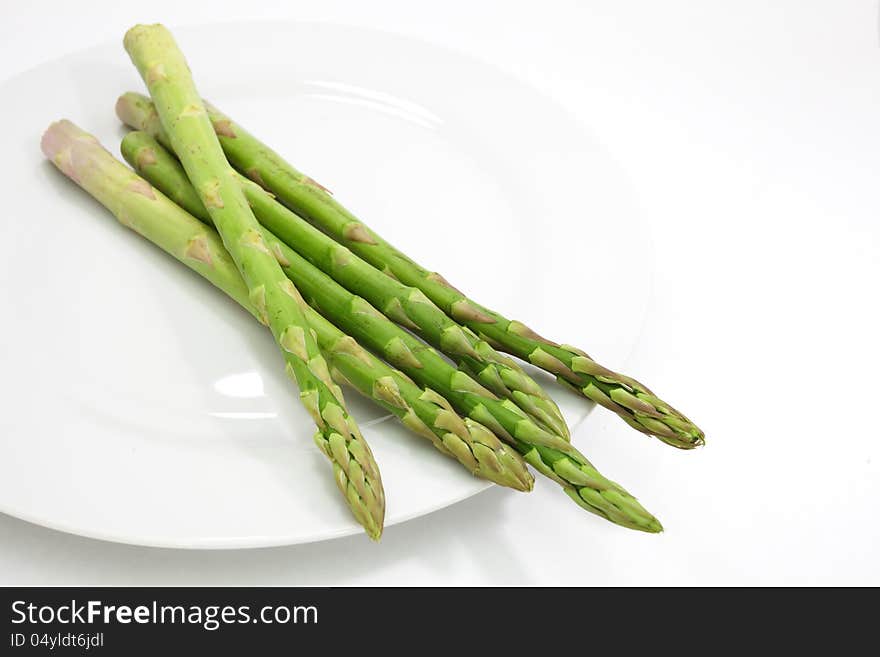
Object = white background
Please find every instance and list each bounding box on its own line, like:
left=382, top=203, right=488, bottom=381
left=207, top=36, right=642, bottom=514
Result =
left=1, top=0, right=877, bottom=585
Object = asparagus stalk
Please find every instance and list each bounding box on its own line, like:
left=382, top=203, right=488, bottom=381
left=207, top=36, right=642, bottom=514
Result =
left=116, top=133, right=661, bottom=532
left=116, top=91, right=703, bottom=450
left=122, top=25, right=384, bottom=537
left=42, top=121, right=531, bottom=492
left=121, top=129, right=568, bottom=441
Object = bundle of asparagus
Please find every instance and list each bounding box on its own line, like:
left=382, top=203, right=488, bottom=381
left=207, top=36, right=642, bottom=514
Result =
left=42, top=23, right=703, bottom=539
left=116, top=92, right=704, bottom=450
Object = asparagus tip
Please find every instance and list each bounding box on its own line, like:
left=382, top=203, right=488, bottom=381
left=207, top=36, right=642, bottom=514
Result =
left=643, top=517, right=664, bottom=534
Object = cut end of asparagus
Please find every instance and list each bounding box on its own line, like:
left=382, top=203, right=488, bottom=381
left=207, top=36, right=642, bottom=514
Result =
left=116, top=92, right=156, bottom=133
left=40, top=119, right=73, bottom=160
left=41, top=119, right=100, bottom=179
left=122, top=23, right=162, bottom=52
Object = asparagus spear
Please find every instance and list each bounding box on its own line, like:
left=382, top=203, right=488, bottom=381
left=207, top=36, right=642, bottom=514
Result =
left=116, top=91, right=703, bottom=450
left=42, top=121, right=531, bottom=492
left=122, top=25, right=384, bottom=537
left=121, top=129, right=568, bottom=441
left=116, top=133, right=661, bottom=532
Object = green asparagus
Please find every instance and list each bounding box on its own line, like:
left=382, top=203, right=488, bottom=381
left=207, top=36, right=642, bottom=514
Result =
left=43, top=121, right=531, bottom=492
left=122, top=25, right=384, bottom=537
left=115, top=91, right=702, bottom=449
left=115, top=131, right=661, bottom=532
left=121, top=129, right=568, bottom=441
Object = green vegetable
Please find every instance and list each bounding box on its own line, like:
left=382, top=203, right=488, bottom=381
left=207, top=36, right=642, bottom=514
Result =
left=122, top=24, right=384, bottom=538
left=120, top=129, right=568, bottom=441
left=115, top=91, right=703, bottom=449
left=116, top=130, right=661, bottom=532
left=43, top=121, right=531, bottom=493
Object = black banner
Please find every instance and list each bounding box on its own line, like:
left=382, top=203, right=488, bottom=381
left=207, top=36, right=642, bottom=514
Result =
left=0, top=586, right=871, bottom=653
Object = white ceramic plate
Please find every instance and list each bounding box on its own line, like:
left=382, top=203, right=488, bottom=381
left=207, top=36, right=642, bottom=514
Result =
left=0, top=22, right=650, bottom=548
